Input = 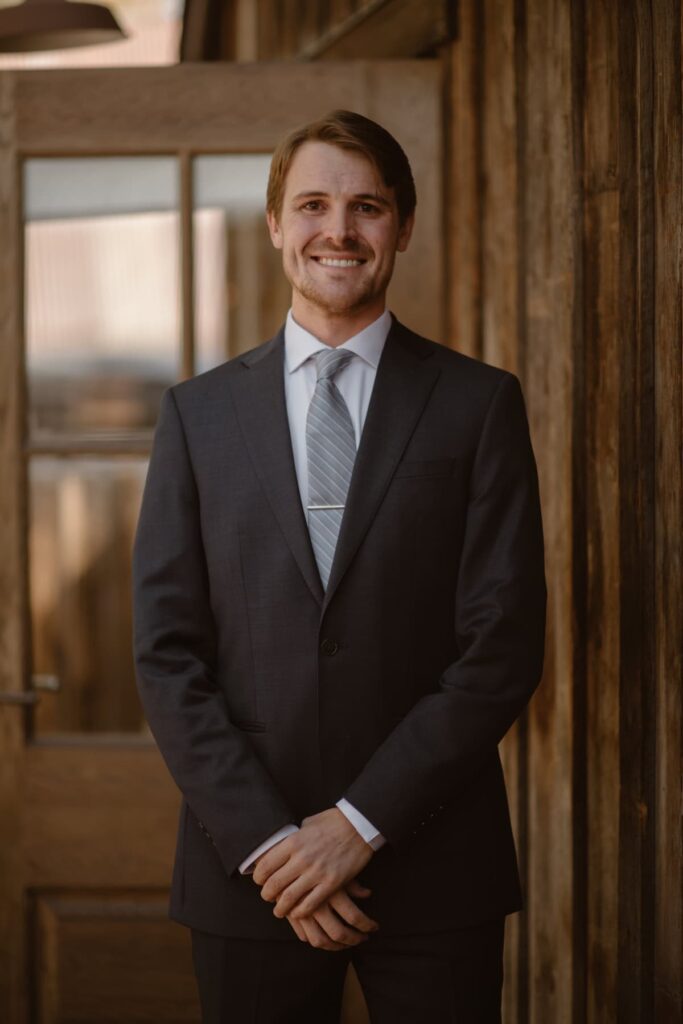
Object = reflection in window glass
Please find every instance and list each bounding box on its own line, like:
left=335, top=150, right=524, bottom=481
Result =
left=29, top=457, right=149, bottom=735
left=24, top=157, right=180, bottom=439
left=193, top=155, right=290, bottom=371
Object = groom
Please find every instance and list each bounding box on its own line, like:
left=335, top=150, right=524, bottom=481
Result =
left=133, top=109, right=546, bottom=1022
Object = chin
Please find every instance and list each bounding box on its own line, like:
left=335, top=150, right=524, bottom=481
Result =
left=299, top=283, right=378, bottom=317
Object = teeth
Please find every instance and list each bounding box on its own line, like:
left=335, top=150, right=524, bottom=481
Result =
left=317, top=257, right=362, bottom=267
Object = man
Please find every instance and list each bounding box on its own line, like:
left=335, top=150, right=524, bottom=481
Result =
left=132, top=109, right=546, bottom=1022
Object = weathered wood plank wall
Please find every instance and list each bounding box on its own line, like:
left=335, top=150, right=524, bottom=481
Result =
left=449, top=2, right=682, bottom=1021
left=182, top=1, right=682, bottom=1019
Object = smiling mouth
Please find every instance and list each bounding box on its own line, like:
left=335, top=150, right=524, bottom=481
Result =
left=312, top=256, right=366, bottom=267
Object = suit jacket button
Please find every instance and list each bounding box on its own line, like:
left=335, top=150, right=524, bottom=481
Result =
left=320, top=638, right=339, bottom=656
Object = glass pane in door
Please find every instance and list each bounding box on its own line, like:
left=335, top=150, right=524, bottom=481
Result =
left=24, top=157, right=180, bottom=441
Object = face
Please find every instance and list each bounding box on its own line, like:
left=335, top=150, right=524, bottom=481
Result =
left=266, top=140, right=414, bottom=324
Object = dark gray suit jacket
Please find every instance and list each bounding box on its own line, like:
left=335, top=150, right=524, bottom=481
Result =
left=132, top=314, right=547, bottom=939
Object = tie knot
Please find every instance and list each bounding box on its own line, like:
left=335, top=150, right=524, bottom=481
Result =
left=314, top=347, right=355, bottom=383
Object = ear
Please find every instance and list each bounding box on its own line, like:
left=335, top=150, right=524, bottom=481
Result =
left=266, top=208, right=284, bottom=250
left=396, top=209, right=415, bottom=253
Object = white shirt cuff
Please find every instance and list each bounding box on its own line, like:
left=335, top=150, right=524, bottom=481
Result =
left=238, top=823, right=299, bottom=875
left=336, top=798, right=386, bottom=851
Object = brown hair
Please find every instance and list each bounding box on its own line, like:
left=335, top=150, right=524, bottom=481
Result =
left=266, top=109, right=417, bottom=227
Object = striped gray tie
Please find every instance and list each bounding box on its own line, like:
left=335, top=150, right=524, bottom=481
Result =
left=306, top=347, right=356, bottom=589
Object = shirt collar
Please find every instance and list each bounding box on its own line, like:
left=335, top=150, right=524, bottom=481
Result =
left=284, top=307, right=392, bottom=374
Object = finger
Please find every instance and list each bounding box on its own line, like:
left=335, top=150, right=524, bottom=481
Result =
left=312, top=904, right=369, bottom=947
left=252, top=843, right=292, bottom=887
left=287, top=880, right=340, bottom=921
left=328, top=890, right=379, bottom=933
left=346, top=879, right=372, bottom=897
left=271, top=874, right=321, bottom=918
left=299, top=913, right=346, bottom=952
left=261, top=861, right=308, bottom=904
left=286, top=916, right=307, bottom=943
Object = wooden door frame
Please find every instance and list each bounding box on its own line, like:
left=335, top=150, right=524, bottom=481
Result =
left=0, top=61, right=444, bottom=1021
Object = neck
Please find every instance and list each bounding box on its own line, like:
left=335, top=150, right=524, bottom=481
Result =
left=290, top=296, right=386, bottom=347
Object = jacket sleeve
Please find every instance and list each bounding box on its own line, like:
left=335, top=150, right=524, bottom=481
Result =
left=342, top=371, right=547, bottom=846
left=132, top=387, right=297, bottom=877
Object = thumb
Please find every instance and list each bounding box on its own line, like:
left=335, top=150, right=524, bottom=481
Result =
left=346, top=879, right=372, bottom=897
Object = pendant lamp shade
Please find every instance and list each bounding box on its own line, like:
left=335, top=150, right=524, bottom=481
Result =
left=0, top=0, right=125, bottom=53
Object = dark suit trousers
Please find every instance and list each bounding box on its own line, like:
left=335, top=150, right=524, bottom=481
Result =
left=190, top=918, right=504, bottom=1023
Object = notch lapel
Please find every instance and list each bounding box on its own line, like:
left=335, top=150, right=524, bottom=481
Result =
left=321, top=317, right=441, bottom=616
left=228, top=327, right=325, bottom=606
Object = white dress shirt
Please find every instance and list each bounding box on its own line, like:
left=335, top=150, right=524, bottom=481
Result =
left=238, top=307, right=391, bottom=874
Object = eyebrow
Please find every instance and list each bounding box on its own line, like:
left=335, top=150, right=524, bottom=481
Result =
left=291, top=191, right=392, bottom=209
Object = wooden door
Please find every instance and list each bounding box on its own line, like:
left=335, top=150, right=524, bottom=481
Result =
left=0, top=62, right=444, bottom=1023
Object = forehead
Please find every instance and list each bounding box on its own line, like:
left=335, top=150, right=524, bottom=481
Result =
left=283, top=140, right=389, bottom=197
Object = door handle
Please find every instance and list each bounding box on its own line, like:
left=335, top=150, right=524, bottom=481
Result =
left=0, top=690, right=39, bottom=705
left=0, top=674, right=60, bottom=705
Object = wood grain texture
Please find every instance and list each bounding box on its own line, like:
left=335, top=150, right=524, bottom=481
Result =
left=446, top=0, right=482, bottom=356
left=302, top=0, right=450, bottom=60
left=481, top=0, right=520, bottom=374
left=583, top=2, right=620, bottom=1018
left=615, top=6, right=657, bottom=1021
left=220, top=0, right=451, bottom=61
left=523, top=2, right=578, bottom=1020
left=23, top=743, right=180, bottom=887
left=14, top=63, right=373, bottom=153
left=478, top=2, right=526, bottom=1019
left=34, top=891, right=199, bottom=1022
left=652, top=0, right=683, bottom=1018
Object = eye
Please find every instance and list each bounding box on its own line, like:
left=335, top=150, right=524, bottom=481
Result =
left=302, top=200, right=323, bottom=211
left=356, top=202, right=379, bottom=214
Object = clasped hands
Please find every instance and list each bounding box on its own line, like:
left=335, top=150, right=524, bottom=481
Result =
left=251, top=807, right=379, bottom=951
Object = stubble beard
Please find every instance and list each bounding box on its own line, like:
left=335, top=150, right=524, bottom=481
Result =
left=297, top=276, right=375, bottom=316
left=287, top=253, right=389, bottom=318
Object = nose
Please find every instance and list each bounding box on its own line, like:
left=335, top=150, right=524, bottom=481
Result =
left=322, top=204, right=357, bottom=247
